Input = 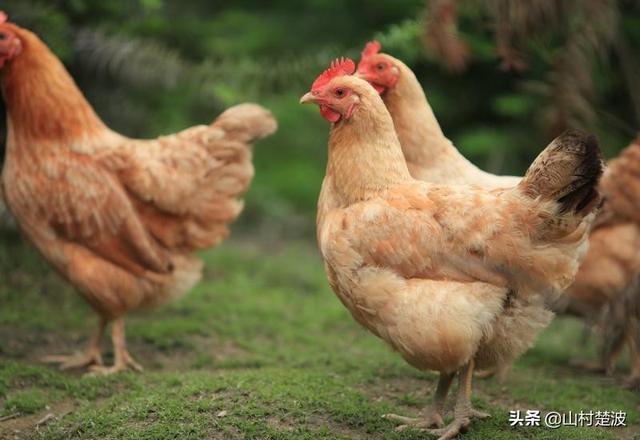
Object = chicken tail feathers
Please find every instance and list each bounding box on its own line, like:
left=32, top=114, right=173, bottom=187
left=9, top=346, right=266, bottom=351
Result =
left=503, top=130, right=604, bottom=297
left=210, top=103, right=278, bottom=144
left=519, top=129, right=604, bottom=216
left=154, top=103, right=276, bottom=251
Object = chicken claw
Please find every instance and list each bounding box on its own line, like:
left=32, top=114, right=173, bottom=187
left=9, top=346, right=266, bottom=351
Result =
left=383, top=371, right=454, bottom=431
left=42, top=350, right=103, bottom=370
left=425, top=417, right=471, bottom=440
left=383, top=411, right=445, bottom=431
left=435, top=361, right=490, bottom=439
left=88, top=350, right=143, bottom=375
left=391, top=361, right=490, bottom=440
left=469, top=408, right=491, bottom=419
left=88, top=317, right=143, bottom=375
left=423, top=409, right=489, bottom=439
left=42, top=318, right=106, bottom=370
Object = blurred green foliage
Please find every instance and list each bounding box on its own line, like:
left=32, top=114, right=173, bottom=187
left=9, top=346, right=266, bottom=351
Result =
left=1, top=0, right=639, bottom=236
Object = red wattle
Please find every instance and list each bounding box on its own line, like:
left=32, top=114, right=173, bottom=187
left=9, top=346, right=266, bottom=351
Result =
left=320, top=105, right=341, bottom=123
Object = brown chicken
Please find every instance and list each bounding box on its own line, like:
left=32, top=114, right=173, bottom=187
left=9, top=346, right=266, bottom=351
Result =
left=357, top=41, right=640, bottom=386
left=0, top=14, right=277, bottom=374
left=560, top=137, right=640, bottom=387
left=301, top=58, right=602, bottom=439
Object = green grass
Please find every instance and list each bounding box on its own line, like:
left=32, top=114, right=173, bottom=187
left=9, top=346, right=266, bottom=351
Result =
left=0, top=233, right=638, bottom=439
left=3, top=389, right=49, bottom=416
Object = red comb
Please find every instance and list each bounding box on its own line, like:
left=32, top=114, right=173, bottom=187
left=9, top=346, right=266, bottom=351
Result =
left=0, top=11, right=7, bottom=24
left=361, top=41, right=381, bottom=59
left=312, top=57, right=356, bottom=91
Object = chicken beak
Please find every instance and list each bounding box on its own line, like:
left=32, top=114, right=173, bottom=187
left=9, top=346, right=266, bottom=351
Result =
left=299, top=92, right=318, bottom=104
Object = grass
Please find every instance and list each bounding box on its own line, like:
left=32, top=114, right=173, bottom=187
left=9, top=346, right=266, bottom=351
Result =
left=0, top=232, right=638, bottom=439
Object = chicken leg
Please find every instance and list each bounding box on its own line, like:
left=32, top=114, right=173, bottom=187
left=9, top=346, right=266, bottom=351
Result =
left=602, top=307, right=630, bottom=376
left=89, top=318, right=143, bottom=375
left=385, top=361, right=490, bottom=440
left=426, top=360, right=490, bottom=440
left=42, top=317, right=106, bottom=369
left=383, top=371, right=455, bottom=430
left=624, top=329, right=640, bottom=389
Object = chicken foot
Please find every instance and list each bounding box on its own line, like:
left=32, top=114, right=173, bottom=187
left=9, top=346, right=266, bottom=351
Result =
left=42, top=317, right=106, bottom=370
left=383, top=371, right=455, bottom=430
left=89, top=318, right=143, bottom=375
left=385, top=361, right=489, bottom=440
left=426, top=360, right=490, bottom=440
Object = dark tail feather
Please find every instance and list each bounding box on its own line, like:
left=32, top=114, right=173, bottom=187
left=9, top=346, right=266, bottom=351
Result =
left=519, top=129, right=604, bottom=215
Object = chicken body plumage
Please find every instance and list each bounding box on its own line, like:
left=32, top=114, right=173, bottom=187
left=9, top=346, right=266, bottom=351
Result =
left=355, top=46, right=559, bottom=380
left=306, top=69, right=602, bottom=438
left=0, top=20, right=276, bottom=373
left=357, top=45, right=640, bottom=384
left=361, top=45, right=640, bottom=386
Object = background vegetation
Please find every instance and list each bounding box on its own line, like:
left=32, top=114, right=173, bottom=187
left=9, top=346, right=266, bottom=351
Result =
left=1, top=1, right=639, bottom=439
left=2, top=0, right=639, bottom=234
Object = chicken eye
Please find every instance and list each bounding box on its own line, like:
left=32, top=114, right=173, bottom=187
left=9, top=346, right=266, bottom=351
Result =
left=334, top=88, right=346, bottom=98
left=376, top=63, right=385, bottom=71
left=0, top=33, right=6, bottom=41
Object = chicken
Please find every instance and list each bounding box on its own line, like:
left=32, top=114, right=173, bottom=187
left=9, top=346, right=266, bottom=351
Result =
left=557, top=137, right=640, bottom=387
left=301, top=58, right=602, bottom=439
left=356, top=40, right=520, bottom=189
left=357, top=40, right=640, bottom=385
left=0, top=14, right=277, bottom=374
